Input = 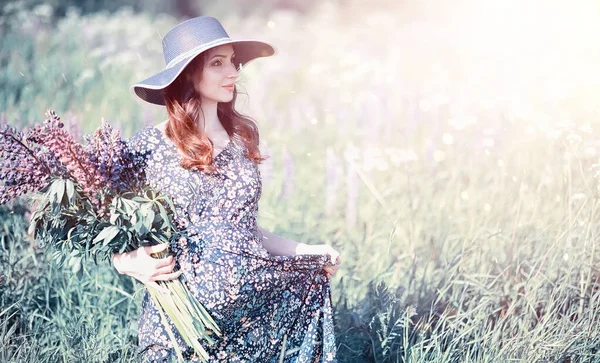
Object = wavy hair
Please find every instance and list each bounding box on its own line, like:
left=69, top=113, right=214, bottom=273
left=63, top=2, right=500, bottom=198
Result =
left=163, top=51, right=266, bottom=173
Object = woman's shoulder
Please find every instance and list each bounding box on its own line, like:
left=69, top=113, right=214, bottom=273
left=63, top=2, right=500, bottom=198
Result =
left=127, top=125, right=162, bottom=153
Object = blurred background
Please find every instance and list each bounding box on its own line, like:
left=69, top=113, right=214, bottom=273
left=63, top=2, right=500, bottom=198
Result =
left=2, top=0, right=600, bottom=361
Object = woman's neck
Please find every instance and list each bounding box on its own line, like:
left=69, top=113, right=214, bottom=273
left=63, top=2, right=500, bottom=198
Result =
left=159, top=101, right=228, bottom=141
left=196, top=100, right=224, bottom=134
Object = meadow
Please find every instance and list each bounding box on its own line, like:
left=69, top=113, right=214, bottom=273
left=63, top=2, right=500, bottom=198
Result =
left=2, top=1, right=600, bottom=362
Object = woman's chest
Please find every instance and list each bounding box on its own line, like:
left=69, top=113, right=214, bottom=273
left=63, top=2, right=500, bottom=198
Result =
left=144, top=142, right=262, bottom=214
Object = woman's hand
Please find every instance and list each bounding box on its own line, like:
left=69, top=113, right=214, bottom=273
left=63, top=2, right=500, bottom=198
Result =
left=298, top=244, right=342, bottom=280
left=112, top=243, right=182, bottom=293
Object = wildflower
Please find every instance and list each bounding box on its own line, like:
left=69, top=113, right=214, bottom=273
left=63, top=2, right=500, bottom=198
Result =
left=0, top=121, right=64, bottom=204
left=27, top=110, right=101, bottom=197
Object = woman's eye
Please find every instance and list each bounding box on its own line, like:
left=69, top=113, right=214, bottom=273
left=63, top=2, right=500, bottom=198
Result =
left=211, top=57, right=235, bottom=67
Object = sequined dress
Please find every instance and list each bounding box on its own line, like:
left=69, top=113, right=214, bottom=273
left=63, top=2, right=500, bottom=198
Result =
left=127, top=126, right=337, bottom=362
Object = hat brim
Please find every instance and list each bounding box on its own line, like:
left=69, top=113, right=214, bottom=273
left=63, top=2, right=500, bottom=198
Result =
left=131, top=39, right=275, bottom=107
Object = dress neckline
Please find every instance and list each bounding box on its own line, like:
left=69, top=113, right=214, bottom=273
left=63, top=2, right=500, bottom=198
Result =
left=151, top=126, right=234, bottom=161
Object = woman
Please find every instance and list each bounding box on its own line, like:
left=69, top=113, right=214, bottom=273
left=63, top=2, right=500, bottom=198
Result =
left=111, top=16, right=341, bottom=362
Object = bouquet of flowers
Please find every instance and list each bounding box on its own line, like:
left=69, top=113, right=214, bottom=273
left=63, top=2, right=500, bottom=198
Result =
left=0, top=110, right=220, bottom=362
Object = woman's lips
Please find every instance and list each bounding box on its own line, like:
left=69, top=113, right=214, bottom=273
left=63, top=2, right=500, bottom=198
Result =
left=223, top=85, right=234, bottom=92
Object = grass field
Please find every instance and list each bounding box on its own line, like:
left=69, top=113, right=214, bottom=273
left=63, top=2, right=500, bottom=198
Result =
left=2, top=1, right=600, bottom=362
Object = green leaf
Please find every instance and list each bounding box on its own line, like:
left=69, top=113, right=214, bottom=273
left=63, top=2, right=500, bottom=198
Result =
left=92, top=225, right=120, bottom=246
left=140, top=204, right=155, bottom=231
left=66, top=179, right=75, bottom=200
left=118, top=243, right=128, bottom=254
left=70, top=256, right=82, bottom=274
left=164, top=197, right=176, bottom=212
left=28, top=219, right=38, bottom=236
left=122, top=198, right=140, bottom=214
left=109, top=211, right=119, bottom=225
left=55, top=179, right=65, bottom=204
left=47, top=180, right=59, bottom=203
left=138, top=224, right=149, bottom=235
left=156, top=202, right=170, bottom=225
left=130, top=210, right=138, bottom=226
left=113, top=197, right=122, bottom=209
left=133, top=217, right=145, bottom=235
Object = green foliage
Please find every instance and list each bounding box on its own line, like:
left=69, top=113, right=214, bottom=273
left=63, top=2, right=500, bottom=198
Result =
left=1, top=0, right=171, bottom=20
left=29, top=178, right=179, bottom=273
left=0, top=5, right=171, bottom=133
left=0, top=199, right=141, bottom=362
left=2, top=2, right=600, bottom=362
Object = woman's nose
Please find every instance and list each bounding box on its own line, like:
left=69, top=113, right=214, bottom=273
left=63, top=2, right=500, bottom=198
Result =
left=227, top=62, right=239, bottom=78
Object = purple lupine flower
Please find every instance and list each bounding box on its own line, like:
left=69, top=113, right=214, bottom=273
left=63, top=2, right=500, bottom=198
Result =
left=63, top=112, right=82, bottom=143
left=0, top=122, right=64, bottom=204
left=1, top=110, right=145, bottom=209
left=84, top=120, right=145, bottom=211
left=27, top=110, right=102, bottom=198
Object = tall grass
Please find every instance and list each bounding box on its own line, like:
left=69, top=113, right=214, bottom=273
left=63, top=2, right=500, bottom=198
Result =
left=2, top=1, right=600, bottom=362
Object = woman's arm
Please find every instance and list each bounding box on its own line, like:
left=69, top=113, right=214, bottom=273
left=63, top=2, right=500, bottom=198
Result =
left=257, top=225, right=342, bottom=280
left=257, top=225, right=311, bottom=256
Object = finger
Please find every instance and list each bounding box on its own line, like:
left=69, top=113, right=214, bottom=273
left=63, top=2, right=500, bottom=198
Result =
left=326, top=247, right=339, bottom=259
left=325, top=266, right=338, bottom=275
left=154, top=255, right=174, bottom=269
left=327, top=250, right=339, bottom=265
left=151, top=270, right=183, bottom=282
left=145, top=243, right=169, bottom=256
left=326, top=262, right=339, bottom=271
left=152, top=262, right=176, bottom=277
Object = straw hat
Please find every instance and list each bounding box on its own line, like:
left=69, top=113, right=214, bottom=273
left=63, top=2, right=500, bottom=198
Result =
left=131, top=16, right=275, bottom=106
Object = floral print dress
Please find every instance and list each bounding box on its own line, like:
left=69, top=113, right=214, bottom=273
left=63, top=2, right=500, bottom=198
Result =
left=127, top=126, right=337, bottom=363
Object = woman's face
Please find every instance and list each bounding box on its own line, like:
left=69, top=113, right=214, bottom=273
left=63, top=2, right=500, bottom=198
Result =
left=190, top=44, right=239, bottom=104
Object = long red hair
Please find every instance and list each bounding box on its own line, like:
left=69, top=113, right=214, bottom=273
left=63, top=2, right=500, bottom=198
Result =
left=163, top=51, right=266, bottom=173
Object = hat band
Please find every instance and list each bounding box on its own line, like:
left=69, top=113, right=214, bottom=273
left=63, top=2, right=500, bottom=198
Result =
left=165, top=37, right=231, bottom=69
